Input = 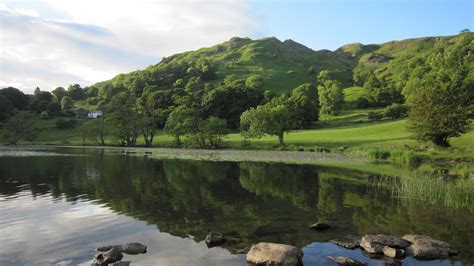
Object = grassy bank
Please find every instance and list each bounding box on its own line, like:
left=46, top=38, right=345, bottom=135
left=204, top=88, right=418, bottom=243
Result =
left=2, top=114, right=474, bottom=163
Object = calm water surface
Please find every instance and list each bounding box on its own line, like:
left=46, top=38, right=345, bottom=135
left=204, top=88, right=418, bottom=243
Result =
left=0, top=147, right=472, bottom=265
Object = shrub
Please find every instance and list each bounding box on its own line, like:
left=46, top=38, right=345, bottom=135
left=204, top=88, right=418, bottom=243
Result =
left=367, top=111, right=383, bottom=121
left=355, top=97, right=370, bottom=108
left=55, top=118, right=77, bottom=129
left=384, top=103, right=408, bottom=120
left=366, top=149, right=390, bottom=160
left=87, top=97, right=100, bottom=105
left=389, top=150, right=421, bottom=167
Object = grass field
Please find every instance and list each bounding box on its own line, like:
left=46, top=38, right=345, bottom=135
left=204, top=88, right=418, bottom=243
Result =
left=16, top=114, right=473, bottom=163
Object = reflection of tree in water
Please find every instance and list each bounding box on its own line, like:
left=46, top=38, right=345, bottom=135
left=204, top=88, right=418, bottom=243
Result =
left=238, top=162, right=319, bottom=210
left=0, top=151, right=472, bottom=261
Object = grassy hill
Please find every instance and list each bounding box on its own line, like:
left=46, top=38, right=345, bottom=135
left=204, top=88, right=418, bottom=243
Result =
left=89, top=33, right=472, bottom=96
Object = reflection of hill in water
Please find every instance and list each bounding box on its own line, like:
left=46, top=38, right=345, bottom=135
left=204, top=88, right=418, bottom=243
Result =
left=0, top=149, right=472, bottom=261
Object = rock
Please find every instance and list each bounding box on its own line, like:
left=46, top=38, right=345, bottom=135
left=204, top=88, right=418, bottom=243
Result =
left=110, top=262, right=131, bottom=266
left=382, top=246, right=405, bottom=258
left=310, top=222, right=330, bottom=231
left=93, top=247, right=123, bottom=266
left=235, top=246, right=250, bottom=254
left=327, top=256, right=366, bottom=265
left=360, top=234, right=410, bottom=254
left=402, top=234, right=458, bottom=260
left=205, top=232, right=225, bottom=246
left=121, top=242, right=147, bottom=254
left=330, top=236, right=361, bottom=250
left=247, top=242, right=303, bottom=266
left=96, top=242, right=147, bottom=255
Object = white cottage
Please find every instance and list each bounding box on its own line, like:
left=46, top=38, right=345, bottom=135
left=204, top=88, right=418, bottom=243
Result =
left=88, top=110, right=103, bottom=119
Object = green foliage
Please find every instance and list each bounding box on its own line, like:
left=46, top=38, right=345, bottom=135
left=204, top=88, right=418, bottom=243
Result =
left=52, top=87, right=67, bottom=102
left=67, top=84, right=85, bottom=100
left=46, top=102, right=62, bottom=116
left=0, top=87, right=28, bottom=110
left=407, top=33, right=473, bottom=147
left=0, top=94, right=14, bottom=121
left=55, top=118, right=77, bottom=129
left=106, top=92, right=141, bottom=146
left=383, top=103, right=408, bottom=120
left=81, top=118, right=107, bottom=145
left=240, top=98, right=295, bottom=146
left=201, top=75, right=263, bottom=128
left=3, top=112, right=39, bottom=144
left=389, top=150, right=421, bottom=167
left=61, top=96, right=74, bottom=110
left=28, top=90, right=53, bottom=113
left=317, top=71, right=344, bottom=115
left=366, top=149, right=390, bottom=160
left=288, top=83, right=319, bottom=127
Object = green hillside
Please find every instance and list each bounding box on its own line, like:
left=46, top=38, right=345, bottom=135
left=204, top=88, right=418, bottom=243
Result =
left=88, top=33, right=472, bottom=98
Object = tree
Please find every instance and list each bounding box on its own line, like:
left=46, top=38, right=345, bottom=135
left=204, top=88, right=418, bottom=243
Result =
left=52, top=87, right=67, bottom=102
left=3, top=112, right=39, bottom=144
left=202, top=117, right=228, bottom=148
left=0, top=87, right=28, bottom=110
left=0, top=95, right=14, bottom=121
left=317, top=71, right=344, bottom=115
left=28, top=91, right=53, bottom=113
left=240, top=99, right=295, bottom=146
left=164, top=106, right=196, bottom=144
left=202, top=75, right=263, bottom=128
left=61, top=96, right=74, bottom=110
left=81, top=118, right=107, bottom=145
left=46, top=102, right=62, bottom=116
left=384, top=103, right=407, bottom=120
left=67, top=84, right=85, bottom=100
left=106, top=92, right=141, bottom=146
left=407, top=34, right=473, bottom=146
left=288, top=83, right=318, bottom=127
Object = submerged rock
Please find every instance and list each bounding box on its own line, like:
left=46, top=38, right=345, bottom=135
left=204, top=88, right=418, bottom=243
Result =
left=110, top=262, right=131, bottom=266
left=247, top=242, right=303, bottom=266
left=310, top=222, right=330, bottom=231
left=96, top=242, right=147, bottom=255
left=382, top=246, right=405, bottom=258
left=327, top=256, right=366, bottom=265
left=330, top=235, right=361, bottom=249
left=360, top=234, right=410, bottom=254
left=93, top=247, right=123, bottom=266
left=402, top=234, right=458, bottom=260
left=205, top=232, right=226, bottom=246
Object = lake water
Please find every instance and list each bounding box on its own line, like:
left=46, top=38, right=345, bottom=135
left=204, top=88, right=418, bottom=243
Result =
left=0, top=147, right=472, bottom=265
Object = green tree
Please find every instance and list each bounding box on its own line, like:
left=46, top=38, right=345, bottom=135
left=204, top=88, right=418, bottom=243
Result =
left=52, top=87, right=67, bottom=102
left=202, top=117, right=228, bottom=148
left=288, top=83, right=319, bottom=127
left=3, top=112, right=39, bottom=144
left=164, top=106, right=195, bottom=144
left=0, top=95, right=14, bottom=121
left=46, top=102, right=62, bottom=116
left=81, top=117, right=107, bottom=145
left=67, top=84, right=85, bottom=100
left=202, top=75, right=263, bottom=128
left=407, top=34, right=473, bottom=146
left=240, top=99, right=295, bottom=146
left=317, top=71, right=344, bottom=115
left=106, top=92, right=141, bottom=146
left=0, top=87, right=28, bottom=110
left=61, top=96, right=74, bottom=110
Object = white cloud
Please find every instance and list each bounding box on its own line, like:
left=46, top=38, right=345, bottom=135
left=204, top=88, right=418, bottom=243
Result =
left=0, top=0, right=258, bottom=93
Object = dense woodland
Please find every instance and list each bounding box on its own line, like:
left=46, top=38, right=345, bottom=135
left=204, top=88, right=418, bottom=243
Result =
left=0, top=31, right=473, bottom=148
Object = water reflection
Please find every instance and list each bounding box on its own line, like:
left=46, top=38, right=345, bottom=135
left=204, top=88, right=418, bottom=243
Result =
left=0, top=147, right=472, bottom=265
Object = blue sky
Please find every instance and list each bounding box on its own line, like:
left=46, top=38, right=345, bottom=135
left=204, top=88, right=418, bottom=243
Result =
left=0, top=0, right=472, bottom=92
left=250, top=0, right=473, bottom=50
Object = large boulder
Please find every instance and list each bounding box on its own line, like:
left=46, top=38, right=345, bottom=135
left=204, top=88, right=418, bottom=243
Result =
left=382, top=246, right=405, bottom=258
left=247, top=242, right=303, bottom=266
left=360, top=234, right=410, bottom=254
left=93, top=247, right=123, bottom=266
left=96, top=242, right=147, bottom=255
left=402, top=234, right=458, bottom=260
